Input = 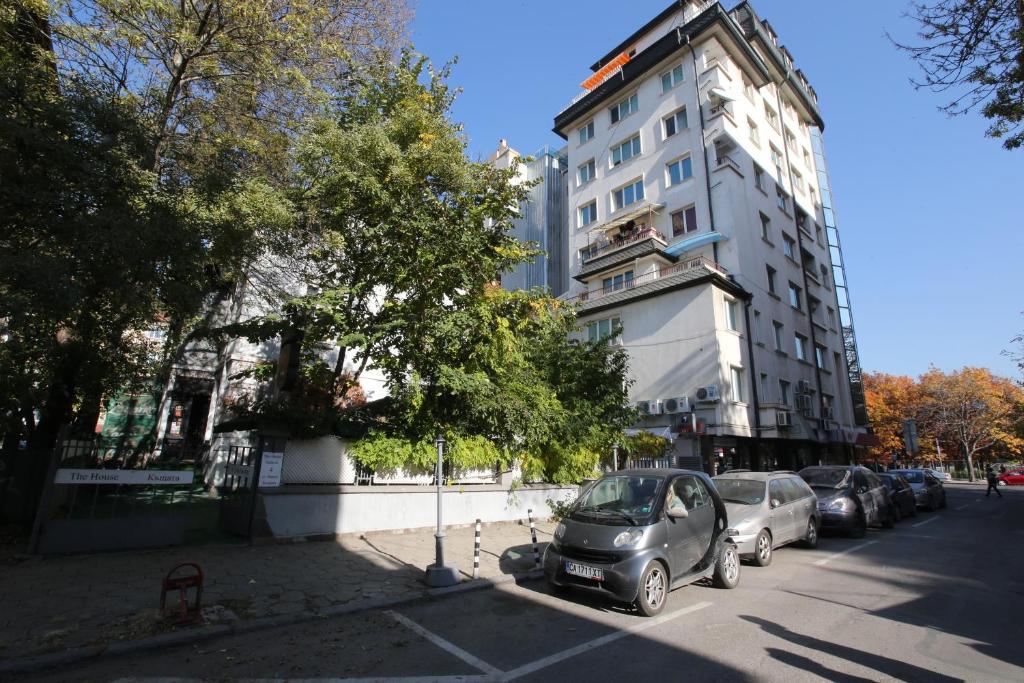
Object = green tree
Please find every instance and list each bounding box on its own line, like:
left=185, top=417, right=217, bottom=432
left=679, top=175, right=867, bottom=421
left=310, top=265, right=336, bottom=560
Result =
left=893, top=0, right=1024, bottom=149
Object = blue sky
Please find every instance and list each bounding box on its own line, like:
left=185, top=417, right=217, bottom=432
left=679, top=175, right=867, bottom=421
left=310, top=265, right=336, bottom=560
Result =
left=410, top=0, right=1023, bottom=380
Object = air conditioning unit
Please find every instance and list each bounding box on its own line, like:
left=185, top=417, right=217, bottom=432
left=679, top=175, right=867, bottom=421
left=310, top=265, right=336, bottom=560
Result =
left=776, top=410, right=793, bottom=428
left=636, top=400, right=663, bottom=416
left=663, top=396, right=690, bottom=414
left=796, top=394, right=813, bottom=412
left=822, top=406, right=835, bottom=420
left=695, top=385, right=720, bottom=403
left=796, top=380, right=812, bottom=394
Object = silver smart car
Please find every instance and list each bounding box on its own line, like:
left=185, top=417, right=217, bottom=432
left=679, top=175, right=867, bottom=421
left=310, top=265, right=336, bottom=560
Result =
left=712, top=470, right=819, bottom=566
left=544, top=469, right=740, bottom=617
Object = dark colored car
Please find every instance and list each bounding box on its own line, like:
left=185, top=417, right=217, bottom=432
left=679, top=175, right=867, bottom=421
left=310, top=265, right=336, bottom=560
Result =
left=890, top=469, right=946, bottom=510
left=799, top=466, right=896, bottom=537
left=879, top=473, right=917, bottom=520
left=544, top=469, right=740, bottom=617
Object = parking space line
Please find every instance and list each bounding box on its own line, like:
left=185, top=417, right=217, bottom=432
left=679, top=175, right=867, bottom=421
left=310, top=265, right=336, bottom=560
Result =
left=912, top=516, right=939, bottom=528
left=812, top=541, right=876, bottom=566
left=954, top=504, right=969, bottom=510
left=386, top=610, right=503, bottom=677
left=500, top=601, right=713, bottom=681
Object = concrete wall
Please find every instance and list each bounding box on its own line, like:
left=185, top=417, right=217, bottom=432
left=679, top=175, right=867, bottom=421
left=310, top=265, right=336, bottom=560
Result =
left=257, top=484, right=577, bottom=539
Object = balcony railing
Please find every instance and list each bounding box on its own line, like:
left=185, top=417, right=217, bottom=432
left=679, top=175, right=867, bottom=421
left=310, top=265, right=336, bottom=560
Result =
left=565, top=255, right=728, bottom=305
left=581, top=227, right=667, bottom=264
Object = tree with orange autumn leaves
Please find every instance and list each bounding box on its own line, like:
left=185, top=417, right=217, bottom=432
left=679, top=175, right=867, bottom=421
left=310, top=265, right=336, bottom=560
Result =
left=864, top=367, right=1024, bottom=480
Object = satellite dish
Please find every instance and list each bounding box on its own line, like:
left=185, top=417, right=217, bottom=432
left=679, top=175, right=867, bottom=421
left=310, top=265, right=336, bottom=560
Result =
left=707, top=87, right=734, bottom=103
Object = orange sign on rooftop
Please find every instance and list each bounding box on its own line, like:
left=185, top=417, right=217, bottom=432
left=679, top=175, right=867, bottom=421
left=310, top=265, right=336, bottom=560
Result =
left=581, top=52, right=631, bottom=91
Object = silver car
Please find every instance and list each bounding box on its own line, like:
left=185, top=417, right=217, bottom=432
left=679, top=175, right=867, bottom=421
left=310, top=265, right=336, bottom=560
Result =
left=712, top=470, right=820, bottom=566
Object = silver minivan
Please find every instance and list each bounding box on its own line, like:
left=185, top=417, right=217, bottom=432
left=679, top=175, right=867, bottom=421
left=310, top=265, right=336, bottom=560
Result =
left=544, top=469, right=740, bottom=616
left=713, top=470, right=819, bottom=566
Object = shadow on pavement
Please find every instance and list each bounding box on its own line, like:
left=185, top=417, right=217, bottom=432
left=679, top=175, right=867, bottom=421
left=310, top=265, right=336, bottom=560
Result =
left=764, top=648, right=875, bottom=683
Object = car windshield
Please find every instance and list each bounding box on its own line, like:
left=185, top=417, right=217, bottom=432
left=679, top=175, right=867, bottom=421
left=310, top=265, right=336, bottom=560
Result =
left=878, top=475, right=895, bottom=490
left=714, top=478, right=766, bottom=505
left=800, top=468, right=850, bottom=489
left=573, top=474, right=665, bottom=524
left=896, top=470, right=924, bottom=483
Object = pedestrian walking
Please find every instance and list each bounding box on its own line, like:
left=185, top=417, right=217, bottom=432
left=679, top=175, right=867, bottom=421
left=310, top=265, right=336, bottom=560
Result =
left=986, top=466, right=1002, bottom=498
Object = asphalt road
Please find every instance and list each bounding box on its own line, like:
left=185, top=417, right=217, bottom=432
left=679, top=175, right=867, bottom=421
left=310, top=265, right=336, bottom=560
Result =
left=17, top=483, right=1024, bottom=682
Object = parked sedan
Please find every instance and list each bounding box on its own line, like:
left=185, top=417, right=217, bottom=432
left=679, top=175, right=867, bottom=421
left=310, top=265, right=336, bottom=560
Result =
left=925, top=468, right=953, bottom=482
left=890, top=469, right=946, bottom=510
left=799, top=466, right=896, bottom=538
left=545, top=469, right=740, bottom=617
left=879, top=472, right=917, bottom=520
left=713, top=471, right=818, bottom=567
left=996, top=469, right=1024, bottom=486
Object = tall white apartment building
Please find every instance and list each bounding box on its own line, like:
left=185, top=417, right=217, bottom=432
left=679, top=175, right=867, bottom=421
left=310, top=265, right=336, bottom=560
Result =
left=553, top=1, right=869, bottom=472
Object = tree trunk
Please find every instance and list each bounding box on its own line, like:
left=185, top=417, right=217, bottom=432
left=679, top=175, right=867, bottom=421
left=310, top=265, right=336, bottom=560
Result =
left=964, top=442, right=975, bottom=483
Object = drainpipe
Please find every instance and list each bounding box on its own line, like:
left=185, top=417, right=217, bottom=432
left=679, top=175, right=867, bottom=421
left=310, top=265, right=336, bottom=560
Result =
left=741, top=293, right=762, bottom=468
left=774, top=80, right=827, bottom=455
left=680, top=29, right=719, bottom=264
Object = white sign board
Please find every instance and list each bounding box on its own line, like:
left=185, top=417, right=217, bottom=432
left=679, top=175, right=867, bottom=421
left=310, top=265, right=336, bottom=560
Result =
left=55, top=469, right=194, bottom=485
left=259, top=452, right=284, bottom=488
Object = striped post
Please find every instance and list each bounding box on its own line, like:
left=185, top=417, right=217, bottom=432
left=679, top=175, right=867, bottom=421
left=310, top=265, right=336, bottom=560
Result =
left=473, top=519, right=481, bottom=579
left=528, top=508, right=540, bottom=570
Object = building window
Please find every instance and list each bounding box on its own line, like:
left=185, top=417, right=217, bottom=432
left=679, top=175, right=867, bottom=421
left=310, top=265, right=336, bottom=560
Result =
left=834, top=352, right=843, bottom=374
left=725, top=298, right=739, bottom=332
left=784, top=127, right=797, bottom=152
left=792, top=169, right=805, bottom=193
left=748, top=117, right=760, bottom=146
left=730, top=366, right=744, bottom=403
left=743, top=74, right=756, bottom=101
left=753, top=309, right=763, bottom=344
left=612, top=178, right=644, bottom=210
left=759, top=212, right=771, bottom=241
left=587, top=316, right=622, bottom=343
left=820, top=264, right=830, bottom=287
left=754, top=164, right=766, bottom=192
left=602, top=270, right=634, bottom=293
left=788, top=282, right=802, bottom=309
left=577, top=159, right=596, bottom=186
left=764, top=102, right=779, bottom=131
left=815, top=344, right=827, bottom=369
left=766, top=265, right=777, bottom=294
left=803, top=148, right=812, bottom=170
left=671, top=205, right=698, bottom=236
left=579, top=200, right=597, bottom=227
left=770, top=145, right=783, bottom=174
left=827, top=306, right=836, bottom=329
left=794, top=333, right=808, bottom=361
left=661, top=64, right=684, bottom=92
left=776, top=184, right=790, bottom=213
left=773, top=320, right=784, bottom=351
left=782, top=233, right=795, bottom=259
left=611, top=134, right=641, bottom=166
left=779, top=379, right=791, bottom=405
left=663, top=108, right=688, bottom=137
left=609, top=93, right=638, bottom=124
left=760, top=373, right=769, bottom=402
left=816, top=223, right=825, bottom=246
left=579, top=120, right=594, bottom=145
left=667, top=156, right=693, bottom=186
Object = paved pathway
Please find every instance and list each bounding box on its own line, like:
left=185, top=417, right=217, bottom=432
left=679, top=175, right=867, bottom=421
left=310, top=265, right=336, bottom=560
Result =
left=0, top=519, right=555, bottom=662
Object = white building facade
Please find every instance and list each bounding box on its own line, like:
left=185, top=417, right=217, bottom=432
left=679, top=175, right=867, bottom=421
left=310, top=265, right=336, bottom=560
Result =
left=553, top=1, right=868, bottom=472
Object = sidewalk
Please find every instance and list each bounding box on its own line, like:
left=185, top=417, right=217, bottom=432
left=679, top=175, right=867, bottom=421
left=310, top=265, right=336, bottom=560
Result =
left=0, top=518, right=555, bottom=667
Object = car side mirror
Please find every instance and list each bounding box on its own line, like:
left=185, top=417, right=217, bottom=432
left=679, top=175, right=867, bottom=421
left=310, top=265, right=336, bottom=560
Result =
left=667, top=505, right=688, bottom=519
left=770, top=498, right=782, bottom=509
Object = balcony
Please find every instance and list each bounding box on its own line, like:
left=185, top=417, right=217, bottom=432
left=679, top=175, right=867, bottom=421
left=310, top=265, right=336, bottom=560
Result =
left=581, top=226, right=668, bottom=264
left=564, top=255, right=729, bottom=311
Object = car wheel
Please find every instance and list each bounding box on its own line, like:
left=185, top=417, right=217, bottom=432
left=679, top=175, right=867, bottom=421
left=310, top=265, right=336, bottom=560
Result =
left=753, top=529, right=773, bottom=567
left=713, top=543, right=741, bottom=589
left=908, top=502, right=918, bottom=517
left=635, top=561, right=668, bottom=617
left=802, top=517, right=819, bottom=549
left=849, top=511, right=867, bottom=538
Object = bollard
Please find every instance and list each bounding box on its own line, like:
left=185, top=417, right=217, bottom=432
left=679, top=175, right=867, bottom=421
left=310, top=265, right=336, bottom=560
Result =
left=473, top=518, right=481, bottom=579
left=528, top=508, right=540, bottom=570
left=160, top=562, right=203, bottom=624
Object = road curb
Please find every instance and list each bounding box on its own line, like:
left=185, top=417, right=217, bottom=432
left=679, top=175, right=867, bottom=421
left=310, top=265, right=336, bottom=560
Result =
left=0, top=570, right=545, bottom=676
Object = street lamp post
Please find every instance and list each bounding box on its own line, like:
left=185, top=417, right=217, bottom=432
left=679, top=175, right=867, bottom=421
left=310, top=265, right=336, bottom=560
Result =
left=425, top=434, right=459, bottom=587
left=612, top=442, right=619, bottom=471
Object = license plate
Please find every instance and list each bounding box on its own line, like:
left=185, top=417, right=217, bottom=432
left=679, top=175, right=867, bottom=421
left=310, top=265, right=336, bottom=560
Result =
left=565, top=561, right=604, bottom=581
